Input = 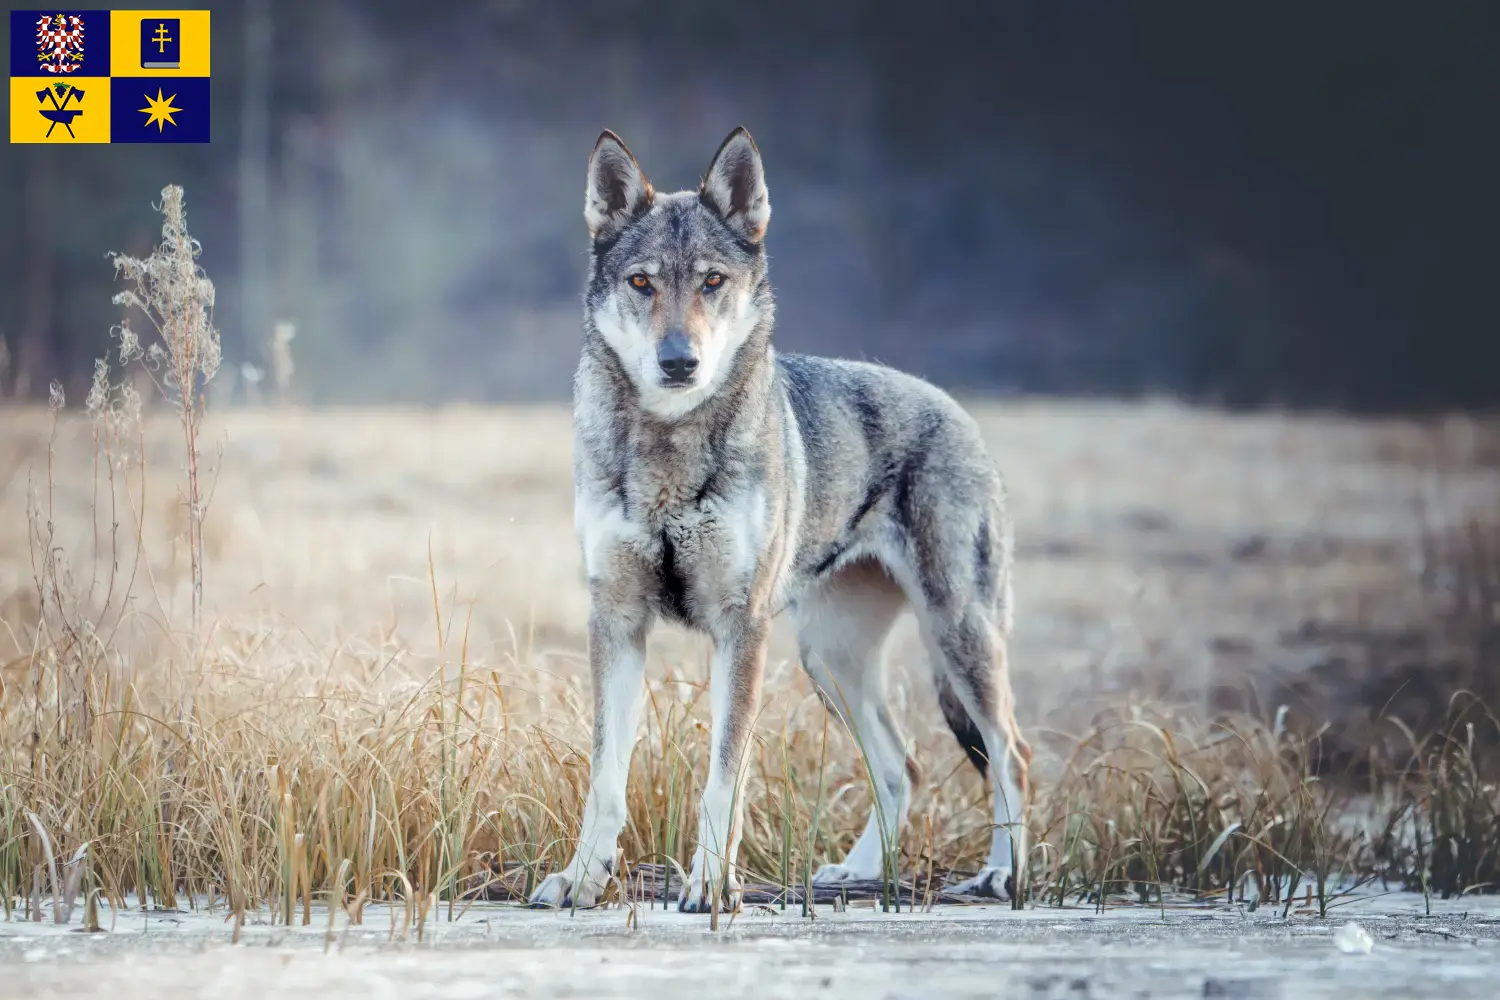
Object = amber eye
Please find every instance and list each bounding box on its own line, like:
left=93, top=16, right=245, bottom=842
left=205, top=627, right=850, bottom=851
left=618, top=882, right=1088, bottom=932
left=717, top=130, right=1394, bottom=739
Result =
left=628, top=273, right=652, bottom=293
left=703, top=272, right=725, bottom=290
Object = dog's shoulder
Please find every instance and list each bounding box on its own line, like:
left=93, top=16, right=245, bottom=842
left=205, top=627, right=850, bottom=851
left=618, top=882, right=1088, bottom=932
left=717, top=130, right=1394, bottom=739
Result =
left=776, top=352, right=981, bottom=451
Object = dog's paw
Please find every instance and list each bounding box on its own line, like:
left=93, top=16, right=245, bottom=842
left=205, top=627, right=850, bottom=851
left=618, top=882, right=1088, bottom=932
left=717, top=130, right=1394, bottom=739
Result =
left=677, top=850, right=742, bottom=914
left=811, top=863, right=880, bottom=884
left=678, top=872, right=742, bottom=913
left=528, top=861, right=610, bottom=909
left=947, top=866, right=1014, bottom=901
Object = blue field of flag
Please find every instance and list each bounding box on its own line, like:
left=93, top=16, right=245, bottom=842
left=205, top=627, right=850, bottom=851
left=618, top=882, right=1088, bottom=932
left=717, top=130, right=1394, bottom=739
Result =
left=109, top=75, right=209, bottom=143
left=10, top=10, right=111, bottom=77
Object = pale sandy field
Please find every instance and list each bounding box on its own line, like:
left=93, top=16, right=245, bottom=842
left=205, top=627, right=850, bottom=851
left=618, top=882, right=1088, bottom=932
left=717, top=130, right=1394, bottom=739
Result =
left=4, top=399, right=1495, bottom=723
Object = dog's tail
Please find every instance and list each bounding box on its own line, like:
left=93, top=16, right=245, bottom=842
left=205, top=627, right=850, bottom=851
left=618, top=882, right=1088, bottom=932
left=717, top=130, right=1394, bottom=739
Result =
left=937, top=675, right=1032, bottom=783
left=937, top=676, right=991, bottom=778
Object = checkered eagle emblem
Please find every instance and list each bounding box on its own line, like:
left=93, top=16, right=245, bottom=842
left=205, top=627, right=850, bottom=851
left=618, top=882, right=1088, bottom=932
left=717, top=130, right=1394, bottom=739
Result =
left=35, top=13, right=85, bottom=75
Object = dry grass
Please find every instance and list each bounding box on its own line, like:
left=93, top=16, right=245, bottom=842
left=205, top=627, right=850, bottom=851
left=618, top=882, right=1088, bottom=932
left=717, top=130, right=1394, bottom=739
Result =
left=3, top=404, right=1497, bottom=924
left=2, top=194, right=1500, bottom=927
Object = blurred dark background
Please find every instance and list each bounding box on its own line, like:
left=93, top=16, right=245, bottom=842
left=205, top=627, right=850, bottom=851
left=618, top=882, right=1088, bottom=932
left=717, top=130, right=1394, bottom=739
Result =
left=2, top=0, right=1497, bottom=410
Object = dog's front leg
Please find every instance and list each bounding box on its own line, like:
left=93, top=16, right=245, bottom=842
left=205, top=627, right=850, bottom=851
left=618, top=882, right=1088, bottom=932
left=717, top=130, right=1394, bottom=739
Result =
left=679, top=611, right=770, bottom=913
left=529, top=599, right=649, bottom=908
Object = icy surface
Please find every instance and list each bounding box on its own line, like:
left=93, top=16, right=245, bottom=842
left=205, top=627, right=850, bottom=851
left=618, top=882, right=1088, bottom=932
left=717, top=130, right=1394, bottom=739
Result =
left=2, top=895, right=1498, bottom=999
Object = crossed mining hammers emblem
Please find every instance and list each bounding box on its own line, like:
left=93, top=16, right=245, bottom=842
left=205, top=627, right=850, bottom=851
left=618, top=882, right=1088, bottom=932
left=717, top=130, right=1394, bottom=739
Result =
left=36, top=81, right=85, bottom=138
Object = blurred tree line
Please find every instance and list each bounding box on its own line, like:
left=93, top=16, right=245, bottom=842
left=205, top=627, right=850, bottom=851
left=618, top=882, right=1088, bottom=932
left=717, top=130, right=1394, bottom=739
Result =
left=1, top=0, right=1496, bottom=410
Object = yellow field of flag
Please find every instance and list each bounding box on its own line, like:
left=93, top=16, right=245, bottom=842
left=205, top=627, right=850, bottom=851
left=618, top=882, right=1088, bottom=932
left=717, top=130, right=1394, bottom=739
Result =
left=10, top=75, right=111, bottom=142
left=109, top=9, right=211, bottom=77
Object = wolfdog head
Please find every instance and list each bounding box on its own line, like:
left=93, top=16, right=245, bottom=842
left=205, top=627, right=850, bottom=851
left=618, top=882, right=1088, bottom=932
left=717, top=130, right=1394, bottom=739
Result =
left=583, top=127, right=774, bottom=420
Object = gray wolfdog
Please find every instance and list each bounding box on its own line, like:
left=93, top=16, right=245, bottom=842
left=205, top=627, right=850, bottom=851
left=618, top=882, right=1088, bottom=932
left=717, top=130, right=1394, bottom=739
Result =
left=529, top=127, right=1029, bottom=912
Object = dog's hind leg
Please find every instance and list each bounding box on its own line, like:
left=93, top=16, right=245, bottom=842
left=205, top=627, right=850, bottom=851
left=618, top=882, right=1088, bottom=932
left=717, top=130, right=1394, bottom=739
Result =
left=791, top=559, right=911, bottom=884
left=921, top=594, right=1028, bottom=901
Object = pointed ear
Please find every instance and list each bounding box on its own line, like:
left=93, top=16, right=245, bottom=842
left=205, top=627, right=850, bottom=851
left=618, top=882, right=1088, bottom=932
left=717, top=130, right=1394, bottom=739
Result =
left=585, top=130, right=654, bottom=241
left=699, top=126, right=770, bottom=242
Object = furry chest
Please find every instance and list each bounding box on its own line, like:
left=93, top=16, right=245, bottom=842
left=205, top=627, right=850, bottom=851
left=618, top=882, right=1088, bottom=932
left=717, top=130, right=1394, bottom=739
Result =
left=640, top=494, right=765, bottom=629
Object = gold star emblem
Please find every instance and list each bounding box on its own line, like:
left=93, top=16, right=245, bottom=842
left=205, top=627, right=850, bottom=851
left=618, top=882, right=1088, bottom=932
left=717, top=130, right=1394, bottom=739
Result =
left=138, top=88, right=181, bottom=132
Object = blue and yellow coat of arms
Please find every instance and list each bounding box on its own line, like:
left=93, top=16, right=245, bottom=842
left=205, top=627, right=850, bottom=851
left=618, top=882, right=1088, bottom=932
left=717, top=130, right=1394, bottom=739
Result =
left=10, top=9, right=211, bottom=144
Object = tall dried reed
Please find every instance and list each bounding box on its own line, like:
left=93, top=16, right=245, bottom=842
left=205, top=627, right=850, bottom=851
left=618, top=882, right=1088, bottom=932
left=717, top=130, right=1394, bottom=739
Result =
left=109, top=185, right=221, bottom=635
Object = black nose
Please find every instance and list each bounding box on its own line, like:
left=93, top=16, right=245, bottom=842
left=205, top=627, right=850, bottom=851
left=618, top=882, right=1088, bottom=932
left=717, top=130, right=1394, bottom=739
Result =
left=657, top=331, right=699, bottom=382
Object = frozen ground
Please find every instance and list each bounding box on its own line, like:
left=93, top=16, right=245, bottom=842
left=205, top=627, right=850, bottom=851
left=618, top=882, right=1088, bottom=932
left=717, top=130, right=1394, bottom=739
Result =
left=2, top=895, right=1498, bottom=999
